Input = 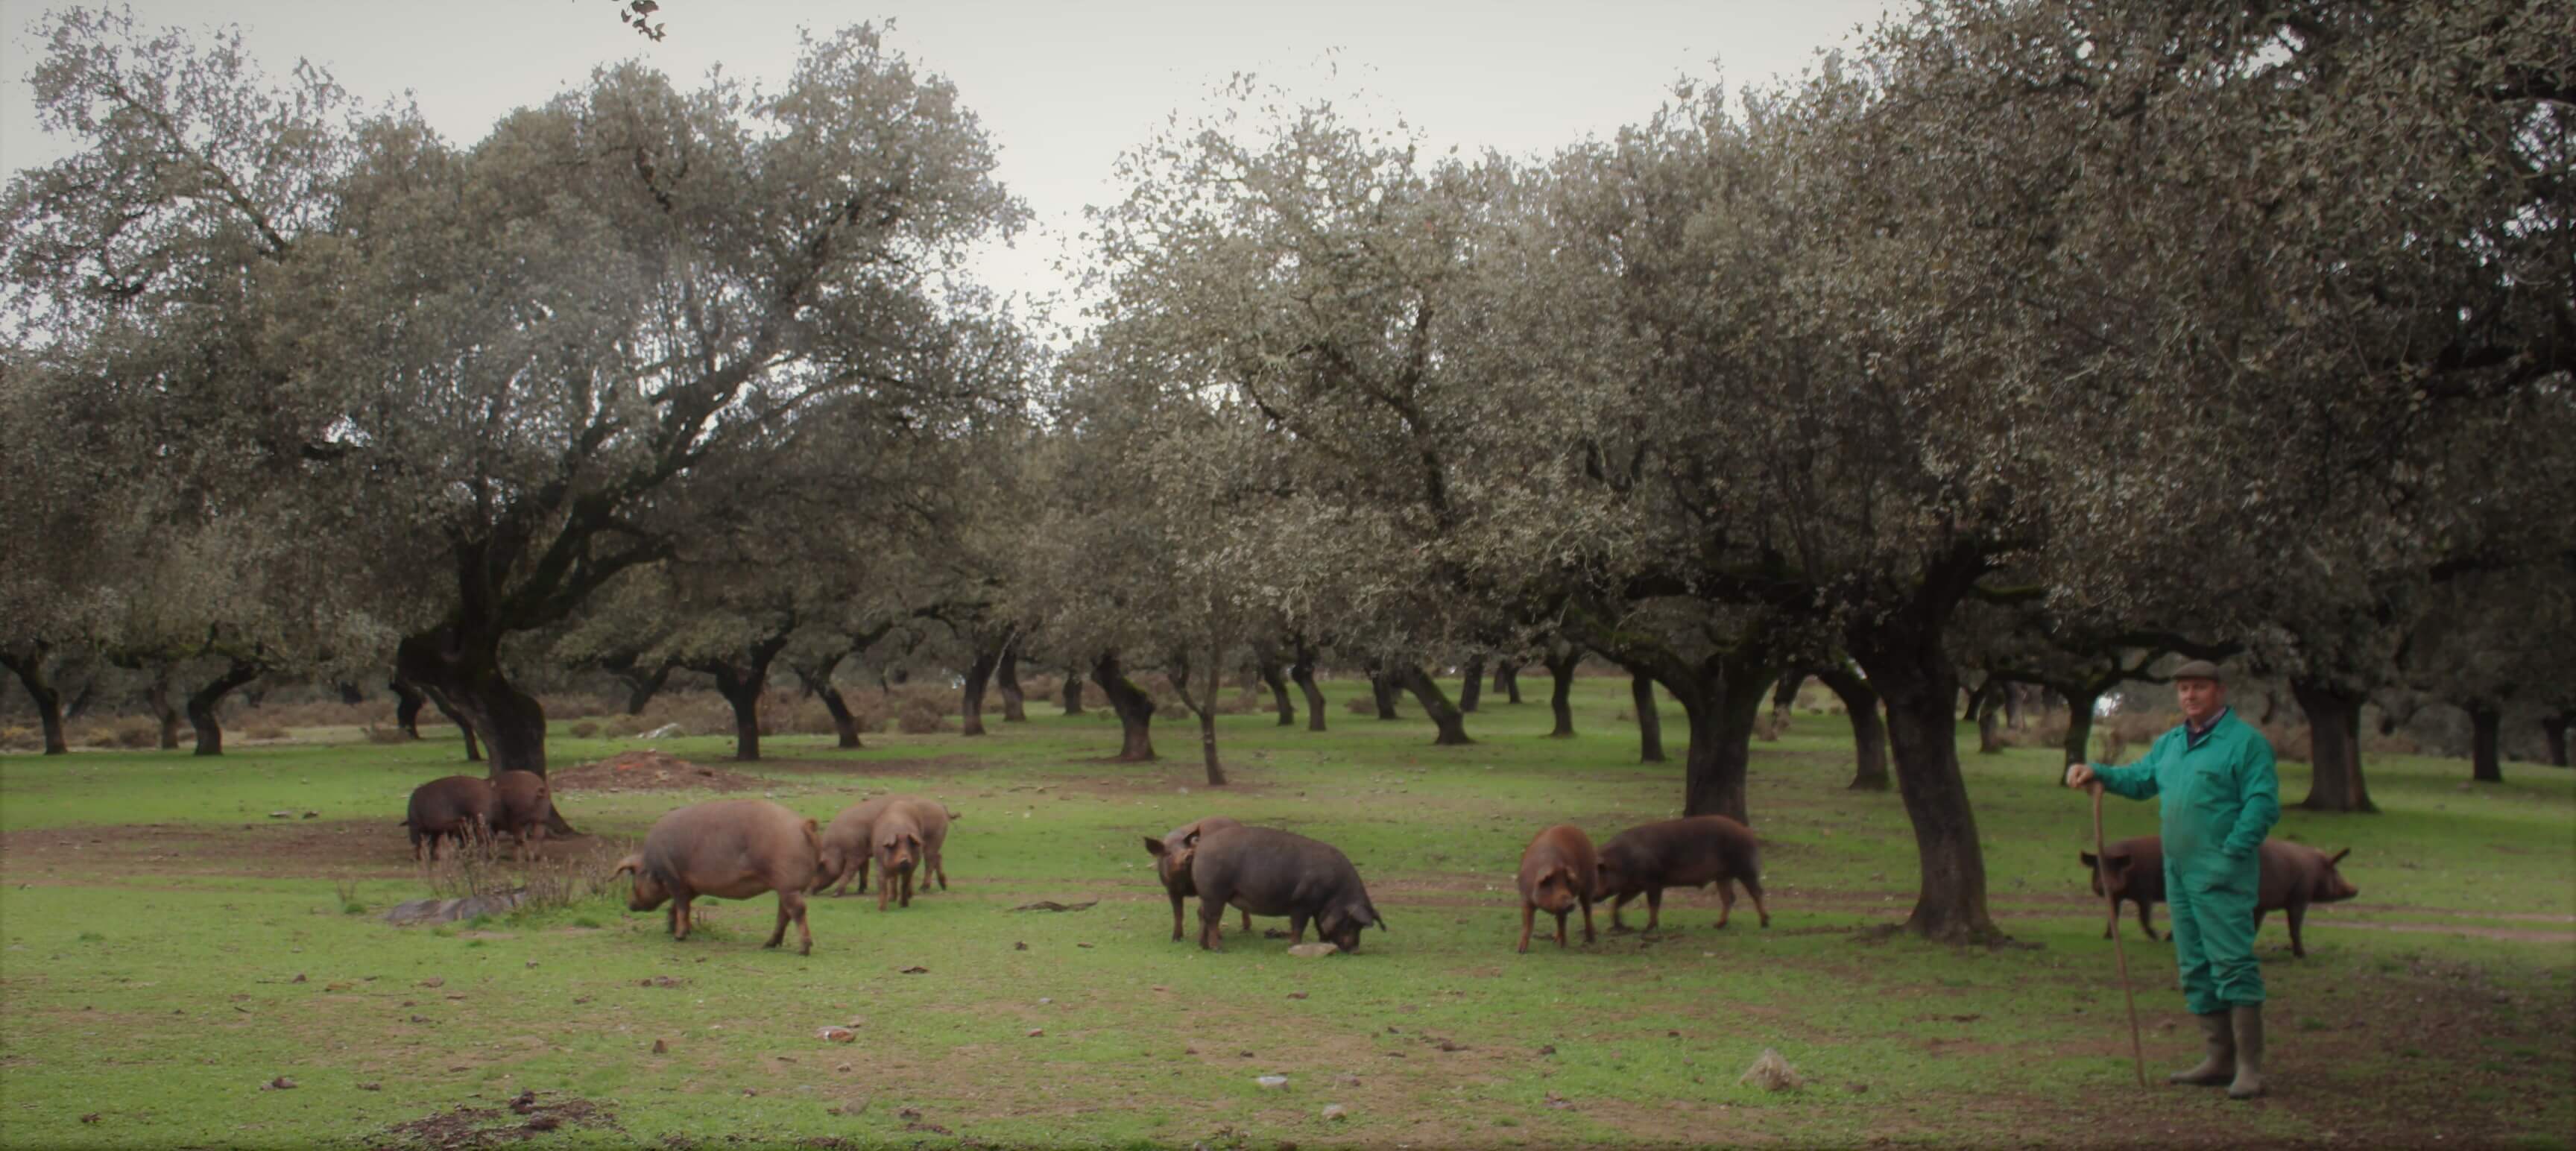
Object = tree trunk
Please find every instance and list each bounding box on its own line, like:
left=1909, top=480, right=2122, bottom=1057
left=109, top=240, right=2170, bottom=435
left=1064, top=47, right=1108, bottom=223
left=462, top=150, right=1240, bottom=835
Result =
left=1091, top=652, right=1157, bottom=761
left=696, top=632, right=792, bottom=763
left=394, top=627, right=569, bottom=832
left=1393, top=664, right=1472, bottom=745
left=2293, top=678, right=2377, bottom=813
left=1846, top=573, right=2004, bottom=944
left=1814, top=666, right=1890, bottom=791
left=1367, top=668, right=1401, bottom=720
left=2469, top=704, right=2502, bottom=783
left=608, top=658, right=674, bottom=716
left=185, top=658, right=262, bottom=757
left=1632, top=672, right=1665, bottom=763
left=996, top=640, right=1027, bottom=722
left=1679, top=656, right=1773, bottom=824
left=1458, top=656, right=1485, bottom=713
left=2001, top=682, right=2024, bottom=729
left=1290, top=644, right=1328, bottom=732
left=1771, top=670, right=1807, bottom=724
left=146, top=666, right=183, bottom=750
left=1169, top=647, right=1230, bottom=786
left=1976, top=690, right=2006, bottom=754
left=1500, top=663, right=1523, bottom=704
left=1, top=648, right=70, bottom=756
left=959, top=644, right=1000, bottom=737
left=1061, top=670, right=1084, bottom=716
left=792, top=652, right=862, bottom=749
left=2060, top=687, right=2102, bottom=768
left=1544, top=649, right=1580, bottom=738
left=2545, top=712, right=2569, bottom=768
left=391, top=678, right=426, bottom=739
left=1258, top=660, right=1295, bottom=727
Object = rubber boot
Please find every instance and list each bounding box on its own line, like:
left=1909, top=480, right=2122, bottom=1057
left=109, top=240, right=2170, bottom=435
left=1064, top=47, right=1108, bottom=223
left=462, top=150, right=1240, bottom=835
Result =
left=2168, top=1012, right=2234, bottom=1085
left=2226, top=1004, right=2266, bottom=1100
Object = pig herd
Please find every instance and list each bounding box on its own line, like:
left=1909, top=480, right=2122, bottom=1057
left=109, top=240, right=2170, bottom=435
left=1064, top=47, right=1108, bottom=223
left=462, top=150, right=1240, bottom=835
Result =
left=399, top=776, right=2358, bottom=959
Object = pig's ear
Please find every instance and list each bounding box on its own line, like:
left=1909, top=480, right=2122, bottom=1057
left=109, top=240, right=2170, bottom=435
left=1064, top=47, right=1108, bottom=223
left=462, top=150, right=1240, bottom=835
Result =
left=1143, top=836, right=1168, bottom=857
left=1368, top=906, right=1389, bottom=932
left=2327, top=848, right=2350, bottom=865
left=2079, top=851, right=2098, bottom=868
left=612, top=854, right=643, bottom=878
left=1180, top=828, right=1203, bottom=848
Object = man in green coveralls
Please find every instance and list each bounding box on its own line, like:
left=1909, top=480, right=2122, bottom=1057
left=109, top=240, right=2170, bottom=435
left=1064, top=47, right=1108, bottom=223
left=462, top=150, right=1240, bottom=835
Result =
left=2065, top=660, right=2280, bottom=1100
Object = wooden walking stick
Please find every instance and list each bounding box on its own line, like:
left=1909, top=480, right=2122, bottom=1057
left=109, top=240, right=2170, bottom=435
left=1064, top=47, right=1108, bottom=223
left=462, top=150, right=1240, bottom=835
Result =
left=2090, top=783, right=2149, bottom=1088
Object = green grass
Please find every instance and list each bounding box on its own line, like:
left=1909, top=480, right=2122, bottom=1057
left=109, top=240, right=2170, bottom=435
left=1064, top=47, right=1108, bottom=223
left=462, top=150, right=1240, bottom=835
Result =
left=2, top=676, right=2570, bottom=1148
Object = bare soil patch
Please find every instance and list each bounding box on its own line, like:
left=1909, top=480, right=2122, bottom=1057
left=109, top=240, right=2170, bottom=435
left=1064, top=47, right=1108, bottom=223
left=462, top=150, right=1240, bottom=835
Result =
left=377, top=1091, right=616, bottom=1149
left=550, top=751, right=768, bottom=794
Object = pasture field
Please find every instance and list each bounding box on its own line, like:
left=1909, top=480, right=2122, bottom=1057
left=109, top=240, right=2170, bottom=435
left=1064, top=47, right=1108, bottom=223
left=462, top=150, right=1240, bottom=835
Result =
left=2, top=678, right=2570, bottom=1149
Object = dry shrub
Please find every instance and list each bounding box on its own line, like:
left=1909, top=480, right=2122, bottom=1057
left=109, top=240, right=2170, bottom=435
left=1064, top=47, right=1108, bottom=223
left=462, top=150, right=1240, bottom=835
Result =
left=362, top=724, right=412, bottom=745
left=1753, top=713, right=1782, bottom=741
left=537, top=692, right=618, bottom=722
left=2364, top=730, right=2418, bottom=757
left=244, top=724, right=290, bottom=741
left=241, top=699, right=391, bottom=730
left=423, top=836, right=628, bottom=915
left=567, top=720, right=600, bottom=739
left=2012, top=714, right=2072, bottom=752
left=0, top=725, right=40, bottom=751
left=602, top=713, right=653, bottom=739
left=777, top=694, right=842, bottom=737
left=1023, top=674, right=1066, bottom=705
left=1344, top=694, right=1382, bottom=716
left=85, top=715, right=160, bottom=749
left=895, top=696, right=950, bottom=734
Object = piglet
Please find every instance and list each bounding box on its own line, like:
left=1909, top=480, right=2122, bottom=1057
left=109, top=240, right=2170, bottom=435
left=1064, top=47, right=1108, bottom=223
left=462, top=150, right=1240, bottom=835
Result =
left=1516, top=824, right=1599, bottom=953
left=1189, top=825, right=1384, bottom=953
left=1143, top=817, right=1254, bottom=942
left=613, top=799, right=820, bottom=954
left=401, top=775, right=496, bottom=862
left=1596, top=816, right=1770, bottom=933
left=815, top=795, right=903, bottom=896
left=487, top=770, right=554, bottom=862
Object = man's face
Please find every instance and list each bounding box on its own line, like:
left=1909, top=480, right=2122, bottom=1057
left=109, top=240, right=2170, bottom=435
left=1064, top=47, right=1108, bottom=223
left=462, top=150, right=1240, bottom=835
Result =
left=2176, top=678, right=2225, bottom=725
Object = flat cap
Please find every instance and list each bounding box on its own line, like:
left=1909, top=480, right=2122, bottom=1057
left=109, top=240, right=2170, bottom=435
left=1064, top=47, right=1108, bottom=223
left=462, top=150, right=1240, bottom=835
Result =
left=2171, top=659, right=2226, bottom=684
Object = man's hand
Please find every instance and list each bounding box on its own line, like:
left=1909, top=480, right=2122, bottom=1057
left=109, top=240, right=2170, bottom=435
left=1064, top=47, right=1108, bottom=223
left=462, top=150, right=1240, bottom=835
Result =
left=2065, top=762, right=2102, bottom=792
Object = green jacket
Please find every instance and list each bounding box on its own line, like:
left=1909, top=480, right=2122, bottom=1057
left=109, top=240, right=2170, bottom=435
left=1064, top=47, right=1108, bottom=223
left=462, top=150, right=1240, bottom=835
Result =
left=2092, top=707, right=2281, bottom=880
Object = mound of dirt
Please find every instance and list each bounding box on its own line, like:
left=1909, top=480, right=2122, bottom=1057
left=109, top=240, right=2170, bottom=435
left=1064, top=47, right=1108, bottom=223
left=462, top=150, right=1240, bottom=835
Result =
left=382, top=1092, right=615, bottom=1149
left=550, top=750, right=767, bottom=793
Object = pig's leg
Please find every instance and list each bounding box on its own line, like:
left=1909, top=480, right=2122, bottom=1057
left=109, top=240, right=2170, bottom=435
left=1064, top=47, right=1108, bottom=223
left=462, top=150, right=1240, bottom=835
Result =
left=1644, top=887, right=1664, bottom=933
left=933, top=848, right=947, bottom=892
left=877, top=865, right=891, bottom=912
left=2287, top=901, right=2306, bottom=958
left=2135, top=898, right=2158, bottom=942
left=1609, top=893, right=1635, bottom=933
left=1579, top=894, right=1597, bottom=944
left=2103, top=897, right=2119, bottom=940
left=1198, top=895, right=1227, bottom=951
left=1553, top=908, right=1570, bottom=947
left=792, top=892, right=812, bottom=955
left=768, top=889, right=811, bottom=953
left=899, top=868, right=914, bottom=909
left=854, top=856, right=871, bottom=894
left=1714, top=880, right=1735, bottom=928
left=672, top=895, right=696, bottom=942
left=665, top=903, right=681, bottom=937
left=1741, top=874, right=1772, bottom=928
left=1168, top=889, right=1187, bottom=942
left=1517, top=904, right=1535, bottom=953
left=1240, top=908, right=1252, bottom=932
left=1289, top=912, right=1309, bottom=944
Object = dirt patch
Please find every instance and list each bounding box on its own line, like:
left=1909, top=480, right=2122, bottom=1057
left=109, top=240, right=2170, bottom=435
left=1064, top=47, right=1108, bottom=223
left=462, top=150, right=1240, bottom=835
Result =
left=549, top=751, right=768, bottom=794
left=379, top=1091, right=616, bottom=1149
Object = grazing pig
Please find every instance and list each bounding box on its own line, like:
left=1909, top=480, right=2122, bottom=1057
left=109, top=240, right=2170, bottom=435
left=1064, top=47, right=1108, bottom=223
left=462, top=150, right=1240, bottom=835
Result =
left=2077, top=837, right=2360, bottom=956
left=1142, top=816, right=1254, bottom=942
left=401, top=775, right=496, bottom=862
left=613, top=799, right=821, bottom=954
left=815, top=795, right=904, bottom=896
left=1188, top=825, right=1385, bottom=953
left=1516, top=824, right=1600, bottom=952
left=868, top=800, right=944, bottom=912
left=488, top=770, right=554, bottom=862
left=1595, top=816, right=1770, bottom=933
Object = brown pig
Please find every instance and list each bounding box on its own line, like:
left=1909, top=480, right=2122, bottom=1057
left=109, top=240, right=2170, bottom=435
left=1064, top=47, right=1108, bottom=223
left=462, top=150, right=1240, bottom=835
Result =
left=1189, top=825, right=1385, bottom=953
left=868, top=799, right=952, bottom=911
left=1142, top=817, right=1254, bottom=942
left=401, top=775, right=496, bottom=862
left=488, top=770, right=554, bottom=862
left=613, top=799, right=821, bottom=954
left=1595, top=816, right=1770, bottom=933
left=815, top=795, right=904, bottom=896
left=1515, top=824, right=1600, bottom=952
left=2080, top=836, right=2358, bottom=956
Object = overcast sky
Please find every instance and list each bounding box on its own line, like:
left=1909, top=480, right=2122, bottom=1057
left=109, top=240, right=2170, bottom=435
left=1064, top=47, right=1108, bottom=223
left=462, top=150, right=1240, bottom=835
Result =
left=1, top=0, right=1896, bottom=324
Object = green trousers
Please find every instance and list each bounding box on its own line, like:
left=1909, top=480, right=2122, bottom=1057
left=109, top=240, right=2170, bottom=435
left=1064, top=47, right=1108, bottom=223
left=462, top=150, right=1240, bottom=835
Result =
left=2165, top=860, right=2264, bottom=1015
